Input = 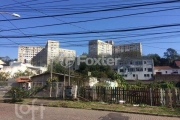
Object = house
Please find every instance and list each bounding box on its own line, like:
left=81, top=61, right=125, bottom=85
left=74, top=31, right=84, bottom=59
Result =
left=174, top=61, right=180, bottom=68
left=30, top=72, right=79, bottom=98
left=154, top=66, right=180, bottom=75
left=31, top=72, right=78, bottom=87
left=16, top=76, right=31, bottom=90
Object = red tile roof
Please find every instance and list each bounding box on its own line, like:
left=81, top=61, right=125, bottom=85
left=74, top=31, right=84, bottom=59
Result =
left=175, top=61, right=180, bottom=68
left=154, top=66, right=172, bottom=70
left=16, top=76, right=31, bottom=83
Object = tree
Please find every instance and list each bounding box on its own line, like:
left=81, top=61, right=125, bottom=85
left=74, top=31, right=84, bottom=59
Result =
left=47, top=59, right=68, bottom=74
left=112, top=72, right=128, bottom=88
left=46, top=76, right=58, bottom=97
left=13, top=70, right=34, bottom=78
left=0, top=72, right=9, bottom=81
left=147, top=54, right=161, bottom=66
left=164, top=48, right=179, bottom=64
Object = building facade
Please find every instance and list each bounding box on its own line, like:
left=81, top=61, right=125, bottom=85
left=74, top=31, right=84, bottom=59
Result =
left=154, top=66, right=180, bottom=75
left=18, top=46, right=44, bottom=63
left=18, top=40, right=76, bottom=67
left=31, top=40, right=76, bottom=67
left=88, top=40, right=113, bottom=57
left=117, top=58, right=154, bottom=80
left=113, top=43, right=142, bottom=57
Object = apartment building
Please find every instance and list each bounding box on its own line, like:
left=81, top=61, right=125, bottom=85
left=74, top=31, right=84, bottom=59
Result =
left=31, top=40, right=76, bottom=67
left=18, top=46, right=44, bottom=64
left=113, top=43, right=142, bottom=57
left=59, top=48, right=76, bottom=60
left=116, top=58, right=154, bottom=80
left=88, top=40, right=113, bottom=57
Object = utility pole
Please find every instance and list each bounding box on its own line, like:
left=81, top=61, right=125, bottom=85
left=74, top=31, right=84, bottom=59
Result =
left=68, top=60, right=70, bottom=86
left=51, top=59, right=53, bottom=81
left=50, top=59, right=53, bottom=97
left=63, top=70, right=65, bottom=99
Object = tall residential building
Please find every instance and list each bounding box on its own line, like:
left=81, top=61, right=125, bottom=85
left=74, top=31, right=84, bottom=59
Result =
left=88, top=40, right=113, bottom=57
left=18, top=46, right=44, bottom=63
left=113, top=43, right=142, bottom=57
left=18, top=40, right=76, bottom=67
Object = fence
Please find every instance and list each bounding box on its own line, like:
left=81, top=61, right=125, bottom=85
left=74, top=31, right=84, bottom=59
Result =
left=78, top=86, right=180, bottom=106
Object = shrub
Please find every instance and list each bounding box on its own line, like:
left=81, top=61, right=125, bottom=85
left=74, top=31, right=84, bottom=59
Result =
left=7, top=87, right=28, bottom=102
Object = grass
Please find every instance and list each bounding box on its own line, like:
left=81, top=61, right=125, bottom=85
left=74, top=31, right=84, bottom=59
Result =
left=14, top=98, right=180, bottom=116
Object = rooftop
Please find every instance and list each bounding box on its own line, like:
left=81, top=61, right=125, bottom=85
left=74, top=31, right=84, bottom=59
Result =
left=175, top=61, right=180, bottom=68
left=154, top=66, right=172, bottom=70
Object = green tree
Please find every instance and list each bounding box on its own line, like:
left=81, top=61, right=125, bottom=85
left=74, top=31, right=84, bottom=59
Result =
left=112, top=72, right=127, bottom=88
left=164, top=48, right=179, bottom=64
left=13, top=70, right=34, bottom=78
left=147, top=54, right=161, bottom=66
left=0, top=72, right=9, bottom=81
left=46, top=76, right=58, bottom=97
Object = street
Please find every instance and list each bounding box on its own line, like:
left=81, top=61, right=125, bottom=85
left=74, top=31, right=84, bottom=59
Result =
left=0, top=103, right=178, bottom=120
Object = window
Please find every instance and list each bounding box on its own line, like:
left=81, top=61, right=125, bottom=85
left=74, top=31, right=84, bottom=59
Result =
left=144, top=68, right=146, bottom=71
left=166, top=71, right=167, bottom=74
left=148, top=68, right=152, bottom=72
left=147, top=74, right=149, bottom=77
left=144, top=74, right=146, bottom=77
left=133, top=74, right=135, bottom=77
left=151, top=74, right=153, bottom=77
left=124, top=74, right=127, bottom=77
left=144, top=61, right=146, bottom=64
left=120, top=69, right=124, bottom=72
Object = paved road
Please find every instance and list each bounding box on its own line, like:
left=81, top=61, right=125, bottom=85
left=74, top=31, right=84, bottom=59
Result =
left=0, top=103, right=178, bottom=120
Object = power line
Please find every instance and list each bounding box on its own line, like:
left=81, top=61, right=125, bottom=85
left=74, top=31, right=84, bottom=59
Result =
left=0, top=14, right=39, bottom=46
left=0, top=0, right=180, bottom=22
left=1, top=6, right=180, bottom=32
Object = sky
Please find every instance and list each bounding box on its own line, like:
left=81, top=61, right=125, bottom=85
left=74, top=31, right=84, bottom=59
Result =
left=0, top=0, right=180, bottom=59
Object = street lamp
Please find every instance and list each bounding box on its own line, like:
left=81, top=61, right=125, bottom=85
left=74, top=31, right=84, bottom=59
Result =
left=0, top=12, right=20, bottom=17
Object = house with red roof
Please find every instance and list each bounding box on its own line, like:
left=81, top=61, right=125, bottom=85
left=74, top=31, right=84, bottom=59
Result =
left=154, top=61, right=180, bottom=75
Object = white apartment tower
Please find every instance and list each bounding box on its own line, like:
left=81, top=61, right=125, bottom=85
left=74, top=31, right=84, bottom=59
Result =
left=18, top=40, right=76, bottom=67
left=88, top=40, right=113, bottom=57
left=18, top=46, right=44, bottom=63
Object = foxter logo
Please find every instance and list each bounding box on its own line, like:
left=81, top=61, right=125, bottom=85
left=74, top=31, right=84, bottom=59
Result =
left=59, top=53, right=75, bottom=68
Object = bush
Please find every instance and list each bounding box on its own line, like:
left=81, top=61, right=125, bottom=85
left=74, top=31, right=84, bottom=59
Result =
left=7, top=87, right=29, bottom=102
left=8, top=85, right=48, bottom=102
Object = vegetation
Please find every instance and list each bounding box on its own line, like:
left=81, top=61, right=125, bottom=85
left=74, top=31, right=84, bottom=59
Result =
left=0, top=72, right=9, bottom=81
left=147, top=48, right=180, bottom=66
left=7, top=85, right=47, bottom=102
left=19, top=99, right=180, bottom=116
left=76, top=63, right=115, bottom=79
left=7, top=87, right=28, bottom=102
left=46, top=76, right=58, bottom=97
left=13, top=70, right=34, bottom=78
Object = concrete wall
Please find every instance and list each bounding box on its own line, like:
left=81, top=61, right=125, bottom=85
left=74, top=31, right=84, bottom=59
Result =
left=155, top=75, right=180, bottom=82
